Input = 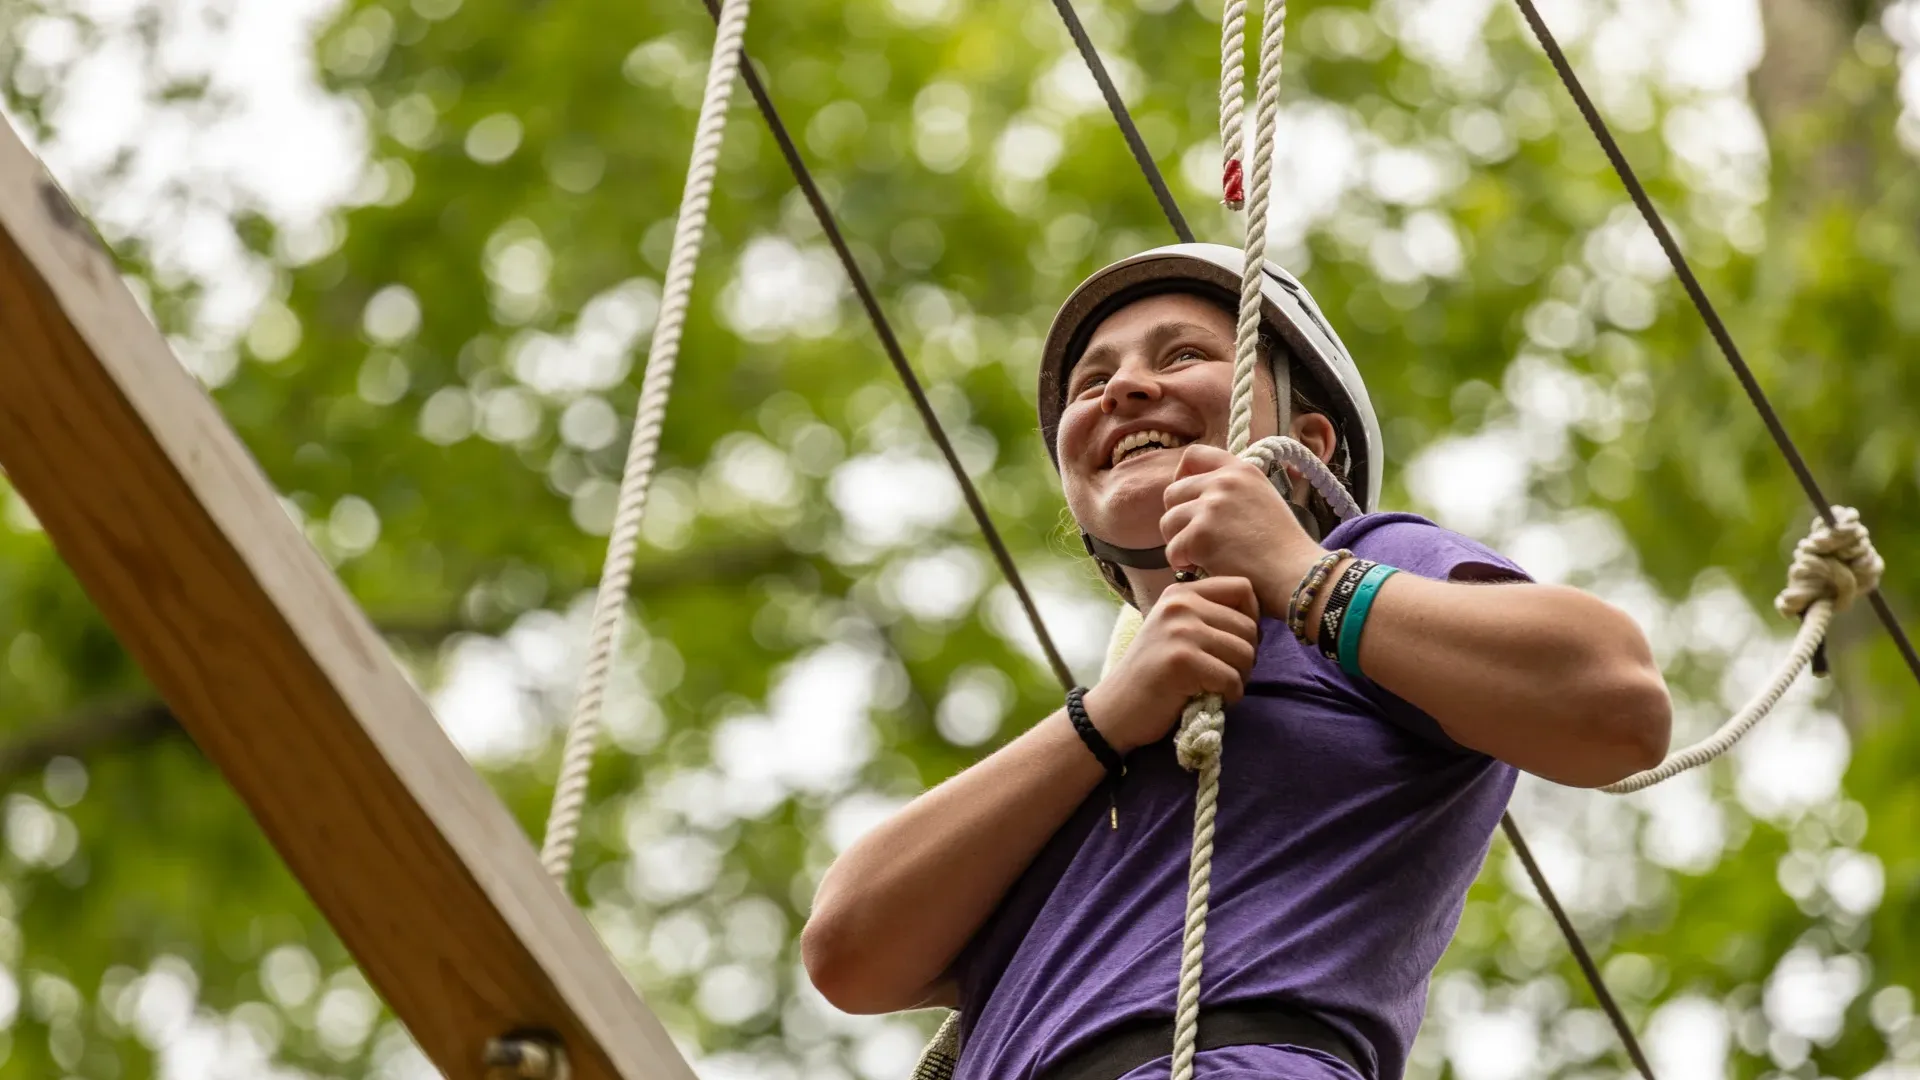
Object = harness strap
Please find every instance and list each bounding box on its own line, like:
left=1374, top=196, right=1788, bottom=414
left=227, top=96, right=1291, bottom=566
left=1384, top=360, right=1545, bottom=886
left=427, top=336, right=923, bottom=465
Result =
left=1040, top=1002, right=1366, bottom=1080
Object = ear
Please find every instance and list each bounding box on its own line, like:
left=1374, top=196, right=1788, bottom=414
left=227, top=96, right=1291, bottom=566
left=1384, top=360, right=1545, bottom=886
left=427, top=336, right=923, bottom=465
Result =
left=1290, top=411, right=1338, bottom=465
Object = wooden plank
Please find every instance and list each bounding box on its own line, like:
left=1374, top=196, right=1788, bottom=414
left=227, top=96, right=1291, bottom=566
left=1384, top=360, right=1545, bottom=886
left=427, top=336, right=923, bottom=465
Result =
left=0, top=123, right=696, bottom=1080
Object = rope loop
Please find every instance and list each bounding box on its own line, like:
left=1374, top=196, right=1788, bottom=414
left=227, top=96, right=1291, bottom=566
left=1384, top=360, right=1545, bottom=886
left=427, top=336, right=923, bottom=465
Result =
left=1242, top=436, right=1362, bottom=521
left=1776, top=505, right=1882, bottom=620
left=1603, top=507, right=1884, bottom=795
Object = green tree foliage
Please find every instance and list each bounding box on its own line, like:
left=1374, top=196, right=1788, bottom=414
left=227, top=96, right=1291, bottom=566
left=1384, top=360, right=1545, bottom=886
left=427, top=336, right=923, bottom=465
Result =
left=0, top=0, right=1917, bottom=1075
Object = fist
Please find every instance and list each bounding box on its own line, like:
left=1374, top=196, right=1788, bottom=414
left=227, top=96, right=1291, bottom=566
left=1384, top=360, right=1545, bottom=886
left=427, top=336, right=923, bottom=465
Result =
left=1083, top=576, right=1261, bottom=755
left=1160, top=444, right=1320, bottom=618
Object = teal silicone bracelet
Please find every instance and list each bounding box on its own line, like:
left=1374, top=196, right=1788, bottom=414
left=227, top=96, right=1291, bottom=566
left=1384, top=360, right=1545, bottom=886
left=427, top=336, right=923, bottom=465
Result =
left=1336, top=563, right=1399, bottom=676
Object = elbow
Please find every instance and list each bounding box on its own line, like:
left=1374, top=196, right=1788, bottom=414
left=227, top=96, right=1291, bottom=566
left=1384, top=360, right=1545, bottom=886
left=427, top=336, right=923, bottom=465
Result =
left=801, top=907, right=891, bottom=1015
left=1573, top=656, right=1673, bottom=788
left=1605, top=665, right=1673, bottom=778
left=801, top=908, right=863, bottom=1013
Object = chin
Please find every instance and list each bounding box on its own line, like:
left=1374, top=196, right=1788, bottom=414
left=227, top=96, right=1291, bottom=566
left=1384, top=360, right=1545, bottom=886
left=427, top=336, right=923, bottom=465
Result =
left=1088, top=466, right=1175, bottom=547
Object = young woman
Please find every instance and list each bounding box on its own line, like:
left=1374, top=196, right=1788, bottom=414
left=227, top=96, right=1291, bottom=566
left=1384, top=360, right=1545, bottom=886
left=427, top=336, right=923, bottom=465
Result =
left=802, top=244, right=1672, bottom=1080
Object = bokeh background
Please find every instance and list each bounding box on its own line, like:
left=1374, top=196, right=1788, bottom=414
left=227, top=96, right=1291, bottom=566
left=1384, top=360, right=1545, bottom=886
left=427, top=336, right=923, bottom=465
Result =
left=1, top=0, right=1918, bottom=1075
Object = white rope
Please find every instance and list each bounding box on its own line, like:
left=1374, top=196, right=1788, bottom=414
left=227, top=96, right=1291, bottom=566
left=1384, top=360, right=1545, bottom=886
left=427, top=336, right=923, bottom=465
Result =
left=1172, top=0, right=1286, bottom=1070
left=1224, top=1, right=1284, bottom=458
left=1602, top=506, right=1882, bottom=794
left=1218, top=0, right=1247, bottom=210
left=538, top=0, right=753, bottom=882
left=1243, top=436, right=1361, bottom=521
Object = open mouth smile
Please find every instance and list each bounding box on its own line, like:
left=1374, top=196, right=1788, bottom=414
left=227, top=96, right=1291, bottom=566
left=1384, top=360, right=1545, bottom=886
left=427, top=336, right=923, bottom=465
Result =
left=1107, top=429, right=1191, bottom=469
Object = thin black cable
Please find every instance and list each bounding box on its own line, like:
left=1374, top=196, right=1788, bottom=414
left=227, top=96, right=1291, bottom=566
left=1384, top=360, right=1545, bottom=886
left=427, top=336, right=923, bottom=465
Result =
left=697, top=0, right=1077, bottom=692
left=1511, top=0, right=1920, bottom=688
left=1039, top=0, right=1653, bottom=1070
left=1501, top=816, right=1658, bottom=1079
left=1047, top=0, right=1196, bottom=243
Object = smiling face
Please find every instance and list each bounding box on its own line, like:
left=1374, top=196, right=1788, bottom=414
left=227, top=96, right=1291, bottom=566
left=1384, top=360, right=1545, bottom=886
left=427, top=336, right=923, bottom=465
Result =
left=1054, top=291, right=1285, bottom=551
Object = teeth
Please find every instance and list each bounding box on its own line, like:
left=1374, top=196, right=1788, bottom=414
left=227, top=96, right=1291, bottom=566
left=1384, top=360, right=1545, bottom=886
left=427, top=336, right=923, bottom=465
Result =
left=1110, top=429, right=1188, bottom=467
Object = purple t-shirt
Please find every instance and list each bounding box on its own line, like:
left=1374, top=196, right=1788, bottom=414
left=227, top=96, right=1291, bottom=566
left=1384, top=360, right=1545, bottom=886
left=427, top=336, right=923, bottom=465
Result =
left=951, top=513, right=1525, bottom=1080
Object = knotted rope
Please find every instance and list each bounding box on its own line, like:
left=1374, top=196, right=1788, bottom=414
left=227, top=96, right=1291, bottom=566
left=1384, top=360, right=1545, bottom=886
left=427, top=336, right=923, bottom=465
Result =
left=1169, top=0, right=1287, bottom=1074
left=1601, top=506, right=1882, bottom=794
left=539, top=0, right=753, bottom=881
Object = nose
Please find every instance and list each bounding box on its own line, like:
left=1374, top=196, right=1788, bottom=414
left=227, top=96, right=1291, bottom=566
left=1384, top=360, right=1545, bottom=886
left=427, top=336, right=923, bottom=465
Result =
left=1100, top=361, right=1163, bottom=415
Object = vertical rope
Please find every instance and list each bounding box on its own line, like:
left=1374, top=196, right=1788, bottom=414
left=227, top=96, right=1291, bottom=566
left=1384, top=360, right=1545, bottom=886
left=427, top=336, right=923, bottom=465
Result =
left=1218, top=0, right=1248, bottom=209
left=1171, top=0, right=1286, bottom=1076
left=538, top=0, right=753, bottom=882
left=1226, top=0, right=1284, bottom=457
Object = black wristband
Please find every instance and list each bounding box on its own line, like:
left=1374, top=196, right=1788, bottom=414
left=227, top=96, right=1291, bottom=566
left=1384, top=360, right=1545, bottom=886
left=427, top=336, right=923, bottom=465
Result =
left=1065, top=687, right=1124, bottom=779
left=1317, top=558, right=1376, bottom=663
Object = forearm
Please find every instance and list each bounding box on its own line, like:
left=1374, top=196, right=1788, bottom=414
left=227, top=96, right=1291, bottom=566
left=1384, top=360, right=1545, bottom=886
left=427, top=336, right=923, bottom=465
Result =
left=802, top=703, right=1108, bottom=1013
left=1304, top=566, right=1670, bottom=786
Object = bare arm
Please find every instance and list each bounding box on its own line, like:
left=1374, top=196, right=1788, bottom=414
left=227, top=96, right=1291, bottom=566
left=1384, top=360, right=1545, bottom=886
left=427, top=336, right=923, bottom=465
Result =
left=1296, top=559, right=1672, bottom=787
left=800, top=702, right=1106, bottom=1015
left=802, top=576, right=1261, bottom=1016
left=1161, top=447, right=1670, bottom=787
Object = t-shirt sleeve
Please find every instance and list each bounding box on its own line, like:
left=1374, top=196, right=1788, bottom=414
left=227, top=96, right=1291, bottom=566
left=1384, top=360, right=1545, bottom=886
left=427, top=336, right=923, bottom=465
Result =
left=1342, top=519, right=1531, bottom=752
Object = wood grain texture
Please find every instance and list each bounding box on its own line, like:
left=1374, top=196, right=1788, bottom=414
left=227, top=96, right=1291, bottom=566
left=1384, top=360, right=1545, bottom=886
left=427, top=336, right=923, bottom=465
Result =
left=0, top=124, right=695, bottom=1080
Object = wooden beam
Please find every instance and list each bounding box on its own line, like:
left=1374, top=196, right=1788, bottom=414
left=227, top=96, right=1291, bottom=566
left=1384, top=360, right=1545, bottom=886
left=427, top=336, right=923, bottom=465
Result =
left=0, top=125, right=695, bottom=1080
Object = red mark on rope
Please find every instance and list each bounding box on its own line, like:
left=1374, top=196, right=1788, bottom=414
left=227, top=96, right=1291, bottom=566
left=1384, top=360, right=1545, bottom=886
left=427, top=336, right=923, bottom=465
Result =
left=1222, top=158, right=1245, bottom=209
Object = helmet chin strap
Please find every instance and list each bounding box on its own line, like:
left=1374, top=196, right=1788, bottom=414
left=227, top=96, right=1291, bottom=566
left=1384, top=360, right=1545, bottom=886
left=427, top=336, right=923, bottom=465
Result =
left=1080, top=354, right=1322, bottom=575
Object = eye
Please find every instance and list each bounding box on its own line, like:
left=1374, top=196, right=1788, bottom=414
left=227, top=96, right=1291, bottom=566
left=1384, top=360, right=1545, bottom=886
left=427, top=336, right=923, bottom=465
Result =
left=1169, top=347, right=1208, bottom=365
left=1072, top=371, right=1110, bottom=397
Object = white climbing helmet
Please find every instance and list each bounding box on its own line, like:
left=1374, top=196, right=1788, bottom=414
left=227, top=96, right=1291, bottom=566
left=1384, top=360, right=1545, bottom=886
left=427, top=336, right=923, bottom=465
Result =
left=1037, top=242, right=1383, bottom=517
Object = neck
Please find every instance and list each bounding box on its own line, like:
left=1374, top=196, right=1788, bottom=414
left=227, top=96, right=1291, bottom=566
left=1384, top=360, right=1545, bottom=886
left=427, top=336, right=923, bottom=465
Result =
left=1123, top=567, right=1177, bottom=612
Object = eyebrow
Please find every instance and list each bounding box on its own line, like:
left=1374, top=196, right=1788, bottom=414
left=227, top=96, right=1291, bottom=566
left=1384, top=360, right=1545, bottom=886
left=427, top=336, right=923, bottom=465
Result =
left=1075, top=320, right=1226, bottom=379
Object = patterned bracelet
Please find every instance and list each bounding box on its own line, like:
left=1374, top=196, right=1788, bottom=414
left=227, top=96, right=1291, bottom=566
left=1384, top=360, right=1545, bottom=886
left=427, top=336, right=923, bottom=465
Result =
left=1286, top=548, right=1352, bottom=644
left=1337, top=563, right=1400, bottom=676
left=1317, top=558, right=1378, bottom=663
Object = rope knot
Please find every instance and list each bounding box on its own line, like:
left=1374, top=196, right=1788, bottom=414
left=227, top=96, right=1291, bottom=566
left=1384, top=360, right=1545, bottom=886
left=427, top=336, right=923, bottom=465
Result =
left=1775, top=506, right=1883, bottom=620
left=1175, top=698, right=1224, bottom=771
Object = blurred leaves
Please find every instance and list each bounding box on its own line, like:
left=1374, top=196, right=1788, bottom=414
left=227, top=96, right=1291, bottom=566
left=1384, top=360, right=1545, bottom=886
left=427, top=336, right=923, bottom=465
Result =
left=0, top=0, right=1918, bottom=1076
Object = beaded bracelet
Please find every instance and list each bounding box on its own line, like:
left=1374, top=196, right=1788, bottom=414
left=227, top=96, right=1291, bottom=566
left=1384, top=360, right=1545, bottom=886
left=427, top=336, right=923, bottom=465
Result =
left=1286, top=548, right=1352, bottom=644
left=1317, top=558, right=1377, bottom=663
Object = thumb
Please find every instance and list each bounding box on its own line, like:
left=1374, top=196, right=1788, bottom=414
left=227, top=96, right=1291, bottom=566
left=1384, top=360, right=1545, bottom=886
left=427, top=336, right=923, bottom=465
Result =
left=1174, top=443, right=1234, bottom=479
